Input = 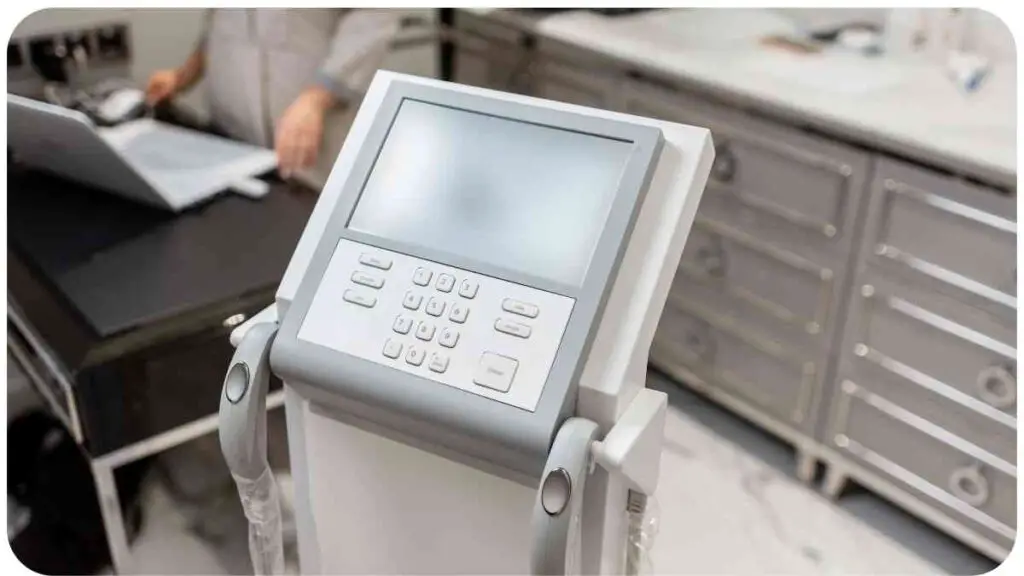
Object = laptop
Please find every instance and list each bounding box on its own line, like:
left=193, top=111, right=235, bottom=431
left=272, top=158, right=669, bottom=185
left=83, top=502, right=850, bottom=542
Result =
left=7, top=94, right=278, bottom=212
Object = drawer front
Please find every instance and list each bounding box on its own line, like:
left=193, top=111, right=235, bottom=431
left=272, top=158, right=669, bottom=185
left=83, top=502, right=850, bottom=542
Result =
left=831, top=381, right=1016, bottom=544
left=865, top=158, right=1016, bottom=316
left=452, top=35, right=531, bottom=93
left=623, top=81, right=868, bottom=248
left=654, top=300, right=817, bottom=428
left=534, top=60, right=615, bottom=109
left=678, top=217, right=835, bottom=337
left=841, top=281, right=1016, bottom=462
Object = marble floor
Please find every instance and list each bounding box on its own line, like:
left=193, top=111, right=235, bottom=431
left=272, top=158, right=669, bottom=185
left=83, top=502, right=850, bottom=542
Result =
left=113, top=372, right=995, bottom=575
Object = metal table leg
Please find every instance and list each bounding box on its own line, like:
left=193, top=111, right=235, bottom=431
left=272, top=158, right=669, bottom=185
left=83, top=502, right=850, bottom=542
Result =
left=92, top=461, right=134, bottom=574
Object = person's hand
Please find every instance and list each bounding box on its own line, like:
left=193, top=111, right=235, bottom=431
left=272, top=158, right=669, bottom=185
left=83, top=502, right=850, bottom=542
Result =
left=145, top=69, right=181, bottom=106
left=275, top=86, right=335, bottom=178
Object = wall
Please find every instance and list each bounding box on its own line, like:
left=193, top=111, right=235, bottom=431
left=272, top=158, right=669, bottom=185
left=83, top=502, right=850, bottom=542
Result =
left=10, top=8, right=438, bottom=117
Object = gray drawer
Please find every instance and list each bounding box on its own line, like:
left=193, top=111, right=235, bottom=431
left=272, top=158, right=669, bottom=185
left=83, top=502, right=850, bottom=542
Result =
left=677, top=217, right=836, bottom=337
left=830, top=381, right=1016, bottom=547
left=533, top=58, right=616, bottom=109
left=841, top=280, right=1016, bottom=462
left=622, top=80, right=869, bottom=251
left=864, top=158, right=1016, bottom=318
left=654, top=299, right=818, bottom=428
left=452, top=34, right=531, bottom=93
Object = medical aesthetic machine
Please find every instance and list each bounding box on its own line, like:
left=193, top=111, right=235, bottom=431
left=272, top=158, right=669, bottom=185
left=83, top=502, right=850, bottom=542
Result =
left=218, top=71, right=713, bottom=574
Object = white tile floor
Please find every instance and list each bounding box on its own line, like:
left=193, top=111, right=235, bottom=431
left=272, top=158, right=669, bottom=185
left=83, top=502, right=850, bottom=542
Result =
left=117, top=373, right=994, bottom=575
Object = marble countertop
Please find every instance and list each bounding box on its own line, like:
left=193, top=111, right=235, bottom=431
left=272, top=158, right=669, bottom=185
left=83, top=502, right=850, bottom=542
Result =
left=466, top=9, right=1016, bottom=185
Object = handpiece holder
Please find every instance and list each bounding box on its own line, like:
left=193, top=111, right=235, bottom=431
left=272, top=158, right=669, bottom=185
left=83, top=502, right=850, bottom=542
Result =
left=531, top=389, right=667, bottom=576
left=219, top=322, right=284, bottom=575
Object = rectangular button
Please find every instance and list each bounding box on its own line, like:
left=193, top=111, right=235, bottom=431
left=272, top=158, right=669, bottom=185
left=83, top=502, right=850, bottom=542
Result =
left=351, top=271, right=384, bottom=289
left=495, top=317, right=531, bottom=339
left=359, top=253, right=392, bottom=270
left=450, top=302, right=470, bottom=324
left=403, top=291, right=423, bottom=310
left=502, top=298, right=538, bottom=318
left=458, top=278, right=479, bottom=299
left=393, top=315, right=413, bottom=335
left=436, top=273, right=455, bottom=292
left=428, top=352, right=450, bottom=374
left=473, top=352, right=518, bottom=392
left=413, top=267, right=433, bottom=286
left=405, top=345, right=425, bottom=366
left=426, top=297, right=446, bottom=317
left=382, top=339, right=402, bottom=359
left=415, top=321, right=436, bottom=341
left=343, top=289, right=376, bottom=308
left=439, top=327, right=459, bottom=348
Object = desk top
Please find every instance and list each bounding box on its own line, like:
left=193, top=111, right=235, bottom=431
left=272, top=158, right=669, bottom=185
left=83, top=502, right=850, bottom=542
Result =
left=465, top=8, right=1016, bottom=186
left=8, top=167, right=315, bottom=353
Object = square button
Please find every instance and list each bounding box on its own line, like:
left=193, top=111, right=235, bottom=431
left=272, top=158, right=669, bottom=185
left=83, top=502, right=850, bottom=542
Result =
left=450, top=302, right=470, bottom=324
left=439, top=327, right=459, bottom=348
left=403, top=291, right=423, bottom=310
left=382, top=339, right=402, bottom=359
left=405, top=345, right=425, bottom=366
left=393, top=315, right=413, bottom=335
left=473, top=352, right=518, bottom=393
left=428, top=352, right=449, bottom=374
left=458, top=278, right=479, bottom=299
left=426, top=297, right=446, bottom=317
left=413, top=267, right=433, bottom=286
left=415, top=321, right=436, bottom=341
left=436, top=273, right=455, bottom=293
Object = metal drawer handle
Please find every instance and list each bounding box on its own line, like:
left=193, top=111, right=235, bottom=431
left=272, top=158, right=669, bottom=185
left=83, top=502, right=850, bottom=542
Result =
left=711, top=142, right=737, bottom=183
left=696, top=245, right=726, bottom=278
left=948, top=464, right=990, bottom=507
left=976, top=365, right=1016, bottom=409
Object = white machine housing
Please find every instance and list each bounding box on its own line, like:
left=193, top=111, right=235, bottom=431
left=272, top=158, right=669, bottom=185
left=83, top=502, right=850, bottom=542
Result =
left=232, top=71, right=713, bottom=574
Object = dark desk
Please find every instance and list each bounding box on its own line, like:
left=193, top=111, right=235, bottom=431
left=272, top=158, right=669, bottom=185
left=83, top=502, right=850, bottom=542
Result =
left=7, top=166, right=315, bottom=572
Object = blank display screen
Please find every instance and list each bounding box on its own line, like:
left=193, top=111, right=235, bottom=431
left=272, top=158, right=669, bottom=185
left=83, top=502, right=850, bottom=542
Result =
left=347, top=99, right=634, bottom=288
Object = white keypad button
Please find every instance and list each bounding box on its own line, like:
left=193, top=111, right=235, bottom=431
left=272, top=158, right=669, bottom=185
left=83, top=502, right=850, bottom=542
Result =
left=359, top=253, right=392, bottom=270
left=351, top=270, right=384, bottom=289
left=403, top=291, right=423, bottom=310
left=405, top=345, right=425, bottom=366
left=436, top=273, right=455, bottom=292
left=449, top=302, right=470, bottom=324
left=473, top=352, right=518, bottom=392
left=428, top=352, right=450, bottom=374
left=343, top=289, right=376, bottom=308
left=501, top=298, right=539, bottom=318
left=382, top=339, right=402, bottom=359
left=415, top=321, right=436, bottom=342
left=495, top=317, right=531, bottom=339
left=458, top=278, right=479, bottom=299
left=413, top=267, right=433, bottom=286
left=425, top=297, right=446, bottom=317
left=439, top=327, right=459, bottom=348
left=393, top=315, right=413, bottom=335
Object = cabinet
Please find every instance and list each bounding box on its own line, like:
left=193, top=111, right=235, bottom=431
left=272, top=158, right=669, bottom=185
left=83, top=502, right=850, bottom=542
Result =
left=447, top=14, right=1017, bottom=560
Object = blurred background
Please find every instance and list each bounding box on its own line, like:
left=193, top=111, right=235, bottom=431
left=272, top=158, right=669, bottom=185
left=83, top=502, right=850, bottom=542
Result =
left=6, top=7, right=1016, bottom=575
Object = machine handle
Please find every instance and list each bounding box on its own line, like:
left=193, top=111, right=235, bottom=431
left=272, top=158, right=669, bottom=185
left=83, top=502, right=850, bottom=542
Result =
left=531, top=418, right=600, bottom=576
left=219, top=322, right=284, bottom=575
left=975, top=364, right=1016, bottom=409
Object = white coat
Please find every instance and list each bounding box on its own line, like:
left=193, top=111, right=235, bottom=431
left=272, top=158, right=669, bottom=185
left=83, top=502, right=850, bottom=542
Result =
left=200, top=8, right=401, bottom=189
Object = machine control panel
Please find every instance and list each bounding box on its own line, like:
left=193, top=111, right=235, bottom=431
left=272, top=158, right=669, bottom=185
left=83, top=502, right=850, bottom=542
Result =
left=298, top=238, right=575, bottom=412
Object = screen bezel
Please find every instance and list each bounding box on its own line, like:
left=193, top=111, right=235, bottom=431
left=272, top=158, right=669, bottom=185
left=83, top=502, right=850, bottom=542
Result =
left=328, top=82, right=662, bottom=299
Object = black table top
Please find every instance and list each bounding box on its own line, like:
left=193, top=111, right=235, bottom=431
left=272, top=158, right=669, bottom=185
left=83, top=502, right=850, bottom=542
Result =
left=7, top=166, right=316, bottom=365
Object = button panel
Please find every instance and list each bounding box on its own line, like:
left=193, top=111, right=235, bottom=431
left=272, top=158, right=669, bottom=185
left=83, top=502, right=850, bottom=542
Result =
left=298, top=239, right=576, bottom=413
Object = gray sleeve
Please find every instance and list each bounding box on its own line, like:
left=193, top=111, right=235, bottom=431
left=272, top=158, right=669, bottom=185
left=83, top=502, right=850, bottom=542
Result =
left=314, top=9, right=402, bottom=106
left=194, top=8, right=215, bottom=53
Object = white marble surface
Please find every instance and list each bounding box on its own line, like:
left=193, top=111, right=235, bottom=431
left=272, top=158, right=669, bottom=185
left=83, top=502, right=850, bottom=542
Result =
left=530, top=9, right=1015, bottom=180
